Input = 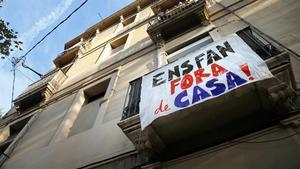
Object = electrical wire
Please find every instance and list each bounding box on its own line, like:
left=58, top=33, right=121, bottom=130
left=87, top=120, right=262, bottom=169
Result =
left=21, top=60, right=43, bottom=77
left=4, top=0, right=90, bottom=109
left=6, top=57, right=34, bottom=82
left=15, top=68, right=35, bottom=82
left=97, top=12, right=103, bottom=20
left=15, top=0, right=89, bottom=65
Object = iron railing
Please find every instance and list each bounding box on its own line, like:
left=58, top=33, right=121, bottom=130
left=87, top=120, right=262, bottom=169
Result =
left=122, top=78, right=142, bottom=120
left=148, top=0, right=204, bottom=28
left=237, top=27, right=281, bottom=60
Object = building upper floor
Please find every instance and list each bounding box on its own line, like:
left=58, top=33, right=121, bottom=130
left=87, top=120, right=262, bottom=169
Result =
left=2, top=0, right=298, bottom=120
left=0, top=0, right=300, bottom=168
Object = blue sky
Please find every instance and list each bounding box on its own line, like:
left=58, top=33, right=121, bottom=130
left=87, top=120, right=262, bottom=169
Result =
left=0, top=0, right=134, bottom=114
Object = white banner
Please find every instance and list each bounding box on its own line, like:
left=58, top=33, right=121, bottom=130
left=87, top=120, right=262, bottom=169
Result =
left=139, top=34, right=273, bottom=130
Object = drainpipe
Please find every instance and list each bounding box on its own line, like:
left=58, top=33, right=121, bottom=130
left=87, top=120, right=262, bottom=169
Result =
left=0, top=111, right=41, bottom=167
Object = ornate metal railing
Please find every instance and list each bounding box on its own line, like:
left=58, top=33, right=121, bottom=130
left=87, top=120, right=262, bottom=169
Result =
left=237, top=27, right=281, bottom=60
left=148, top=0, right=205, bottom=28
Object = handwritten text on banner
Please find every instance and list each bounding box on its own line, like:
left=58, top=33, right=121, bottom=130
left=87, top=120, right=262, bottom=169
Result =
left=139, top=34, right=273, bottom=130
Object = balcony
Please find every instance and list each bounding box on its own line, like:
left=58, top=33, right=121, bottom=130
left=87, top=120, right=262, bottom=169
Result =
left=54, top=45, right=80, bottom=68
left=118, top=28, right=297, bottom=160
left=147, top=0, right=209, bottom=46
left=14, top=69, right=67, bottom=112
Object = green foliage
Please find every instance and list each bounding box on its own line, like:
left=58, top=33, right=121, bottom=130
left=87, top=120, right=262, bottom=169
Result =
left=0, top=0, right=23, bottom=58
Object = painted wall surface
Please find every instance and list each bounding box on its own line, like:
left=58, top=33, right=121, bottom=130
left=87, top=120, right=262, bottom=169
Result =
left=130, top=24, right=149, bottom=46
left=91, top=24, right=119, bottom=46
left=66, top=47, right=104, bottom=77
left=137, top=6, right=154, bottom=20
left=11, top=94, right=75, bottom=159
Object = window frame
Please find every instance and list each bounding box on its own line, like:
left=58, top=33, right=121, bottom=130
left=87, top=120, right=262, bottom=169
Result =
left=121, top=14, right=136, bottom=27
left=109, top=34, right=129, bottom=56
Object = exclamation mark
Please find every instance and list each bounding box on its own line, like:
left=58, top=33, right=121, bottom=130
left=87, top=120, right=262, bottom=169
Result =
left=240, top=64, right=254, bottom=80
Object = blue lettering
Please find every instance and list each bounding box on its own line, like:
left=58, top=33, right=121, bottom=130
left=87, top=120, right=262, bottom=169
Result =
left=174, top=90, right=190, bottom=108
left=192, top=86, right=211, bottom=104
left=226, top=71, right=247, bottom=90
left=206, top=78, right=226, bottom=96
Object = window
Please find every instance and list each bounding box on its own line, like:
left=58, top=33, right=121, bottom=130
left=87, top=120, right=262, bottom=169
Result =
left=83, top=40, right=92, bottom=51
left=122, top=15, right=136, bottom=27
left=68, top=79, right=110, bottom=137
left=236, top=27, right=281, bottom=60
left=167, top=34, right=213, bottom=63
left=122, top=78, right=142, bottom=119
left=110, top=34, right=129, bottom=55
left=0, top=116, right=31, bottom=154
left=84, top=79, right=110, bottom=103
left=15, top=91, right=44, bottom=112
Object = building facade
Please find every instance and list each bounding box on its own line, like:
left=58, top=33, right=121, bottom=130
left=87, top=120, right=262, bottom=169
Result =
left=0, top=0, right=300, bottom=168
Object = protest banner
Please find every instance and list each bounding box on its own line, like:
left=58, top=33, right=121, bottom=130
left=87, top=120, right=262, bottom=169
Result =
left=139, top=34, right=273, bottom=130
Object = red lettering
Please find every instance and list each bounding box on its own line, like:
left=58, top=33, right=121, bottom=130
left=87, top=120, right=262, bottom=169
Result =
left=181, top=74, right=194, bottom=90
left=194, top=68, right=210, bottom=84
left=155, top=99, right=170, bottom=114
left=164, top=104, right=170, bottom=111
left=170, top=78, right=180, bottom=95
left=211, top=63, right=228, bottom=77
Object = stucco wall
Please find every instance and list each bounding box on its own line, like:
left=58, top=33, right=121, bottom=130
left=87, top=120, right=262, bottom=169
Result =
left=91, top=24, right=118, bottom=46
left=66, top=47, right=104, bottom=78
left=138, top=6, right=154, bottom=21
left=9, top=94, right=75, bottom=159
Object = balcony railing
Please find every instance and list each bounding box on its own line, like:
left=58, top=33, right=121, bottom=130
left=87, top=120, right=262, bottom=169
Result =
left=149, top=0, right=205, bottom=28
left=147, top=0, right=208, bottom=45
left=236, top=28, right=281, bottom=60
left=122, top=78, right=142, bottom=120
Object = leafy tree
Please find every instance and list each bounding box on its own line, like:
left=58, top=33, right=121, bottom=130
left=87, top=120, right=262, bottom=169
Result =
left=0, top=0, right=22, bottom=59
